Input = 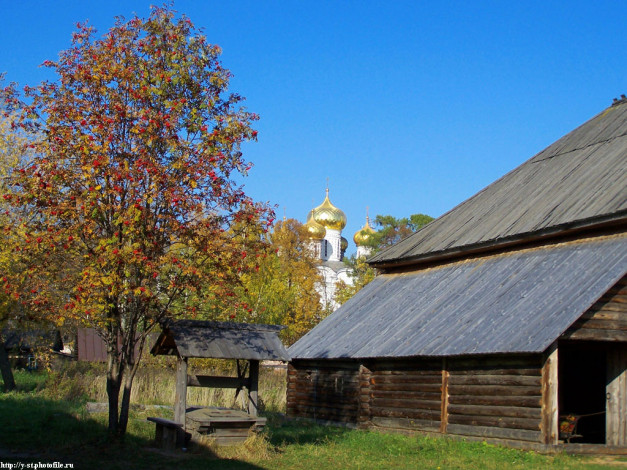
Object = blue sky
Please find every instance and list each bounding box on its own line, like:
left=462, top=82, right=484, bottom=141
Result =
left=1, top=1, right=625, bottom=254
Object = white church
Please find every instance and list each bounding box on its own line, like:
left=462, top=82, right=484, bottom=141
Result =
left=302, top=188, right=376, bottom=310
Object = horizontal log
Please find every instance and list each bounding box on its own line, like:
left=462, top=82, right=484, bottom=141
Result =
left=370, top=359, right=441, bottom=370
left=288, top=392, right=359, bottom=405
left=372, top=397, right=441, bottom=411
left=372, top=383, right=442, bottom=393
left=448, top=413, right=540, bottom=431
left=449, top=394, right=541, bottom=408
left=370, top=406, right=441, bottom=422
left=449, top=368, right=541, bottom=377
left=446, top=424, right=542, bottom=443
left=373, top=370, right=443, bottom=377
left=449, top=375, right=541, bottom=387
left=571, top=319, right=627, bottom=330
left=447, top=404, right=542, bottom=419
left=372, top=375, right=442, bottom=385
left=372, top=389, right=441, bottom=401
left=588, top=300, right=627, bottom=312
left=371, top=416, right=441, bottom=433
left=561, top=328, right=627, bottom=342
left=448, top=385, right=541, bottom=397
left=187, top=375, right=248, bottom=389
left=579, top=310, right=625, bottom=321
left=448, top=356, right=540, bottom=371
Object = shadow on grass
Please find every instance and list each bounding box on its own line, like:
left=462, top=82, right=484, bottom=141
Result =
left=264, top=413, right=354, bottom=447
left=0, top=392, right=266, bottom=470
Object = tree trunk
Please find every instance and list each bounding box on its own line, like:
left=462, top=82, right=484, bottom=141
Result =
left=106, top=344, right=123, bottom=436
left=0, top=341, right=16, bottom=391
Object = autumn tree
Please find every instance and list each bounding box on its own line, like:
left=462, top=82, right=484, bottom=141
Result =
left=216, top=219, right=325, bottom=345
left=1, top=7, right=271, bottom=436
left=0, top=106, right=32, bottom=391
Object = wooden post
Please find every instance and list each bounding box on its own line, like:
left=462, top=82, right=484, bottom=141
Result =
left=440, top=357, right=449, bottom=434
left=247, top=360, right=259, bottom=417
left=606, top=345, right=627, bottom=446
left=541, top=343, right=558, bottom=445
left=358, top=364, right=372, bottom=428
left=174, top=356, right=188, bottom=426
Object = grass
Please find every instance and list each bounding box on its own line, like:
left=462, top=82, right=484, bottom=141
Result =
left=0, top=366, right=622, bottom=469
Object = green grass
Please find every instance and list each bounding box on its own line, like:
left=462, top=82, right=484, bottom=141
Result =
left=0, top=369, right=622, bottom=469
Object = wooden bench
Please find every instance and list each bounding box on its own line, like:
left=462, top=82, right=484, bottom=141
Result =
left=147, top=417, right=185, bottom=450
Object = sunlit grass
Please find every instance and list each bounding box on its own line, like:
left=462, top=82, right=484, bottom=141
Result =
left=0, top=367, right=619, bottom=469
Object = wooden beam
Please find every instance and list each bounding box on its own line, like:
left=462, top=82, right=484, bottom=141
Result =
left=248, top=360, right=259, bottom=417
left=174, top=356, right=188, bottom=427
left=440, top=358, right=449, bottom=434
left=187, top=374, right=249, bottom=389
left=606, top=345, right=627, bottom=446
left=541, top=343, right=558, bottom=445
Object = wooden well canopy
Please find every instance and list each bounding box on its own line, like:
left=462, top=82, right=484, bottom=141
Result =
left=150, top=320, right=290, bottom=444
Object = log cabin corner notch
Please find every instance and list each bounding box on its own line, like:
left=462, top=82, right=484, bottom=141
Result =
left=287, top=97, right=627, bottom=453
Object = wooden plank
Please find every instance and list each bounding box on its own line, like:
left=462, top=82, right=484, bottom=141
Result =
left=449, top=368, right=541, bottom=377
left=448, top=385, right=541, bottom=396
left=606, top=345, right=627, bottom=446
left=371, top=383, right=442, bottom=393
left=372, top=390, right=441, bottom=400
left=446, top=423, right=542, bottom=443
left=440, top=358, right=449, bottom=433
left=371, top=416, right=441, bottom=433
left=187, top=375, right=249, bottom=389
left=448, top=375, right=541, bottom=387
left=370, top=406, right=441, bottom=421
left=562, top=328, right=627, bottom=342
left=372, top=375, right=442, bottom=385
left=248, top=360, right=259, bottom=418
left=448, top=414, right=541, bottom=431
left=174, top=357, right=187, bottom=427
left=372, top=397, right=441, bottom=411
left=571, top=319, right=627, bottom=330
left=579, top=310, right=625, bottom=321
left=541, top=344, right=558, bottom=445
left=449, top=395, right=541, bottom=408
left=448, top=404, right=541, bottom=419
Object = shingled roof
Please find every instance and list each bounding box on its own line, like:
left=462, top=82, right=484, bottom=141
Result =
left=290, top=235, right=627, bottom=359
left=151, top=320, right=291, bottom=361
left=369, top=98, right=627, bottom=268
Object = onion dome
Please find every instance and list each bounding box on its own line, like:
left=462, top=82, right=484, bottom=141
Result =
left=304, top=209, right=326, bottom=240
left=341, top=236, right=348, bottom=251
left=312, top=189, right=347, bottom=231
left=353, top=215, right=376, bottom=246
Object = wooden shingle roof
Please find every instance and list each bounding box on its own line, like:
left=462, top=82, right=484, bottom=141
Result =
left=290, top=235, right=627, bottom=359
left=369, top=98, right=627, bottom=268
left=151, top=320, right=291, bottom=361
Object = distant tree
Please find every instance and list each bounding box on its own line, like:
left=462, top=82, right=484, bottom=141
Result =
left=335, top=213, right=434, bottom=305
left=364, top=214, right=434, bottom=250
left=1, top=7, right=271, bottom=437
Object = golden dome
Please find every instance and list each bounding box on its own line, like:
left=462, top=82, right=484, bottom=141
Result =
left=312, top=189, right=347, bottom=231
left=353, top=216, right=376, bottom=246
left=304, top=210, right=326, bottom=240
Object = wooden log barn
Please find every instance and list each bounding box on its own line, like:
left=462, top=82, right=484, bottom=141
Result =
left=150, top=320, right=290, bottom=447
left=287, top=97, right=627, bottom=453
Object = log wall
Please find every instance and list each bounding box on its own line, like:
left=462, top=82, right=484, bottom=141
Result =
left=563, top=275, right=627, bottom=342
left=287, top=360, right=362, bottom=425
left=367, top=358, right=442, bottom=433
left=446, top=356, right=544, bottom=443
